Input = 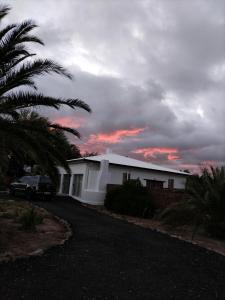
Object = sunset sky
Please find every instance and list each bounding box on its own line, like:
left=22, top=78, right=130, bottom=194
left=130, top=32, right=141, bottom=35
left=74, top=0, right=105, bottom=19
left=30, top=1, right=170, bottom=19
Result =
left=5, top=0, right=225, bottom=172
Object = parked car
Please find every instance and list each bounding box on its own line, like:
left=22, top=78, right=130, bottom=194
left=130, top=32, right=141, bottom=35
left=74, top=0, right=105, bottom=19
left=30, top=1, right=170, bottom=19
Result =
left=9, top=175, right=55, bottom=199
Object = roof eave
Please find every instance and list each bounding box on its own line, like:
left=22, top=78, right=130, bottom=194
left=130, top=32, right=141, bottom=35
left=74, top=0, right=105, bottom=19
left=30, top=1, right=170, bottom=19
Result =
left=74, top=159, right=190, bottom=176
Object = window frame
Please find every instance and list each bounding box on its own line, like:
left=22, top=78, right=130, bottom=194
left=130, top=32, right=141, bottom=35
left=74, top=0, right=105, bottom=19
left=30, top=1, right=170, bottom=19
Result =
left=122, top=172, right=131, bottom=183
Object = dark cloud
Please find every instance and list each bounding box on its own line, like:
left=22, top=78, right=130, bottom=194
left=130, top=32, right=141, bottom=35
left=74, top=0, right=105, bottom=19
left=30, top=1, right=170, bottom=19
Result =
left=4, top=0, right=225, bottom=171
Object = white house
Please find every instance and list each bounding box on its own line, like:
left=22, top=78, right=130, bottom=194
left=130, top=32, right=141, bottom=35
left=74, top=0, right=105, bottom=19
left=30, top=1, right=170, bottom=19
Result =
left=57, top=152, right=189, bottom=205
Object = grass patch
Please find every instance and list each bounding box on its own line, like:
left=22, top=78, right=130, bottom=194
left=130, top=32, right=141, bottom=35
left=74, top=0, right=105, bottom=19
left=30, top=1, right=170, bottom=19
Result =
left=0, top=199, right=43, bottom=231
left=18, top=207, right=43, bottom=230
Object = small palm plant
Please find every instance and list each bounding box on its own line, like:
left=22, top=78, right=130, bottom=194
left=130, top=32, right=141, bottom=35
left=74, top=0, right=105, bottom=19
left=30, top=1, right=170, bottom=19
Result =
left=0, top=5, right=91, bottom=182
left=160, top=166, right=225, bottom=239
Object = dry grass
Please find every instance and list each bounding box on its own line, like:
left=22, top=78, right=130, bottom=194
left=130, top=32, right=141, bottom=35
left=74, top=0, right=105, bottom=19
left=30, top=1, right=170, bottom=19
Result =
left=0, top=199, right=69, bottom=263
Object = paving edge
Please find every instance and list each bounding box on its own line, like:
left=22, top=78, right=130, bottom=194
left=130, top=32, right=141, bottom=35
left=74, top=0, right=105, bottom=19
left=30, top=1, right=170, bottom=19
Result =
left=0, top=206, right=73, bottom=264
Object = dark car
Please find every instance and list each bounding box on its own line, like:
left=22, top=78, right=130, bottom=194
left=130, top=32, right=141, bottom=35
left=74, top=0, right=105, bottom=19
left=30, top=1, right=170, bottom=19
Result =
left=9, top=175, right=55, bottom=199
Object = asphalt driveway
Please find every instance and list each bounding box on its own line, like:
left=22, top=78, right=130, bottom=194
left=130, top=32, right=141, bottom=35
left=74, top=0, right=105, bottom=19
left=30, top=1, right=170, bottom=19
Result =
left=0, top=197, right=225, bottom=300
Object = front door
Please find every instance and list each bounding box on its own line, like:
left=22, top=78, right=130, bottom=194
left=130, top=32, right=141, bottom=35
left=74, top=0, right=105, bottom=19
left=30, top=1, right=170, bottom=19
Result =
left=72, top=174, right=83, bottom=197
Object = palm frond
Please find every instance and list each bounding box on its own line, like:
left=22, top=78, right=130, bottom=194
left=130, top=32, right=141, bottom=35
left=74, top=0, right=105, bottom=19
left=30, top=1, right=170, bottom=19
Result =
left=0, top=20, right=43, bottom=50
left=65, top=98, right=91, bottom=112
left=0, top=92, right=91, bottom=113
left=0, top=59, right=73, bottom=94
left=0, top=24, right=16, bottom=40
left=0, top=9, right=91, bottom=183
left=0, top=5, right=10, bottom=22
left=49, top=123, right=81, bottom=138
left=0, top=117, right=71, bottom=183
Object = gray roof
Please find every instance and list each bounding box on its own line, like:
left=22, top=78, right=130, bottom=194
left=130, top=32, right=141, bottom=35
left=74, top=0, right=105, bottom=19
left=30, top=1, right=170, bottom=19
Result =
left=68, top=153, right=189, bottom=175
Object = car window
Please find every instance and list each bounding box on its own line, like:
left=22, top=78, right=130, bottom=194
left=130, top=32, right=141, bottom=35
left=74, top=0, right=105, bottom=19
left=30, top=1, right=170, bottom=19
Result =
left=19, top=176, right=30, bottom=184
left=39, top=176, right=51, bottom=184
left=19, top=176, right=38, bottom=185
left=29, top=176, right=39, bottom=185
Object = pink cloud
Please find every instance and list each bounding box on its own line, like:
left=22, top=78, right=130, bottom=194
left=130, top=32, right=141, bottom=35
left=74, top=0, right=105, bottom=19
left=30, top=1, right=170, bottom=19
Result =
left=53, top=116, right=86, bottom=128
left=133, top=147, right=180, bottom=161
left=87, top=127, right=145, bottom=144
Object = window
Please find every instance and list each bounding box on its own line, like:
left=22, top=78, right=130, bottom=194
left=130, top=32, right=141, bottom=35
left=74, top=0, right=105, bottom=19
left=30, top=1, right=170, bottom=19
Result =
left=62, top=174, right=71, bottom=194
left=146, top=180, right=164, bottom=189
left=20, top=176, right=38, bottom=185
left=168, top=179, right=174, bottom=189
left=39, top=176, right=51, bottom=184
left=86, top=169, right=98, bottom=190
left=30, top=176, right=39, bottom=185
left=72, top=174, right=83, bottom=197
left=122, top=172, right=131, bottom=183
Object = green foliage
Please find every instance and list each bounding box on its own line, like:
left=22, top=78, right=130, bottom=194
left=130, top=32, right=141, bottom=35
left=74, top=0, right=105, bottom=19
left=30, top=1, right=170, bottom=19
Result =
left=105, top=179, right=154, bottom=218
left=0, top=172, right=6, bottom=190
left=0, top=5, right=91, bottom=183
left=18, top=207, right=43, bottom=230
left=82, top=151, right=98, bottom=157
left=160, top=166, right=225, bottom=239
left=65, top=144, right=81, bottom=160
left=160, top=202, right=198, bottom=227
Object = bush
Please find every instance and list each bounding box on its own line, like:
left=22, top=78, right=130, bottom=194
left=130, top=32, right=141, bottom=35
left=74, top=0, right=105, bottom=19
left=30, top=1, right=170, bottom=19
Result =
left=159, top=202, right=198, bottom=227
left=0, top=173, right=6, bottom=191
left=205, top=222, right=225, bottom=239
left=159, top=166, right=225, bottom=239
left=105, top=180, right=154, bottom=218
left=19, top=207, right=43, bottom=230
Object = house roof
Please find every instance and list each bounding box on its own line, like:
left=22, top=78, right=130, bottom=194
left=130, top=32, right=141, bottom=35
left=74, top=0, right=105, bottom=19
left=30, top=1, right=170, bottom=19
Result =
left=68, top=153, right=189, bottom=175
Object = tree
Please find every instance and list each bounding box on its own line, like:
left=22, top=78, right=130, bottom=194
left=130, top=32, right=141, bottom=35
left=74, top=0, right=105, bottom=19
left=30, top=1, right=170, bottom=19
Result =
left=160, top=166, right=225, bottom=239
left=3, top=111, right=83, bottom=182
left=82, top=151, right=98, bottom=157
left=0, top=5, right=91, bottom=183
left=6, top=112, right=82, bottom=172
left=66, top=144, right=82, bottom=160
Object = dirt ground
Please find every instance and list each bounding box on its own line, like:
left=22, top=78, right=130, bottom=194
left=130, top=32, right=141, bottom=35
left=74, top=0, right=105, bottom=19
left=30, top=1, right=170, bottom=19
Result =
left=0, top=199, right=70, bottom=263
left=86, top=205, right=225, bottom=257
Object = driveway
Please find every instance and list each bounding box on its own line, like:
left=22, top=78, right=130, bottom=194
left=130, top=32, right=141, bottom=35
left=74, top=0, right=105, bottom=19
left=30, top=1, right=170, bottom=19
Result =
left=0, top=197, right=225, bottom=300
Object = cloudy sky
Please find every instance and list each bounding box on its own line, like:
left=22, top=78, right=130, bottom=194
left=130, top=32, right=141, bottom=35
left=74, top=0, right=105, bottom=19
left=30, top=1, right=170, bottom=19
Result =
left=4, top=0, right=225, bottom=171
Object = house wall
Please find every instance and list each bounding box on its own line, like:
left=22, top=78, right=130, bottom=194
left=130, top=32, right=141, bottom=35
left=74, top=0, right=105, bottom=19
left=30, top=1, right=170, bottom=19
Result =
left=58, top=162, right=87, bottom=201
left=58, top=160, right=187, bottom=205
left=107, top=165, right=187, bottom=189
left=58, top=161, right=106, bottom=205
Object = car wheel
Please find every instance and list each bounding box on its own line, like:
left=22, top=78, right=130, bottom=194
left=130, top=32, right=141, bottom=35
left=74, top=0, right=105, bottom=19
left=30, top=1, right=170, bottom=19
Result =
left=9, top=188, right=15, bottom=196
left=26, top=189, right=33, bottom=200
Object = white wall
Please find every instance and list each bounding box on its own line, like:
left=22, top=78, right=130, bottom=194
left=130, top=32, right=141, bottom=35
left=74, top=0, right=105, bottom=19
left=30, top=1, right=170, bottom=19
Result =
left=58, top=161, right=105, bottom=205
left=58, top=162, right=87, bottom=199
left=108, top=165, right=187, bottom=189
left=58, top=161, right=187, bottom=205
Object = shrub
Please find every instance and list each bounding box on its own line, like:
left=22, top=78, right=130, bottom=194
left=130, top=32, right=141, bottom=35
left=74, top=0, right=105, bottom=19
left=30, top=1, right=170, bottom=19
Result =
left=159, top=166, right=225, bottom=239
left=105, top=180, right=154, bottom=218
left=205, top=221, right=225, bottom=239
left=159, top=202, right=198, bottom=227
left=19, top=207, right=43, bottom=230
left=0, top=173, right=6, bottom=191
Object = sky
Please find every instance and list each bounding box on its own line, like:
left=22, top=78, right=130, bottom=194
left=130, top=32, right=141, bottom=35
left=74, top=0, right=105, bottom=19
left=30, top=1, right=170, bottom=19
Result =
left=4, top=0, right=225, bottom=172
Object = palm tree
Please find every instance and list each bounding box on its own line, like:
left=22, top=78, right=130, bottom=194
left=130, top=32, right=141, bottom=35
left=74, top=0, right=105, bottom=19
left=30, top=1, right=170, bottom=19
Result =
left=160, top=166, right=225, bottom=239
left=3, top=111, right=81, bottom=182
left=188, top=167, right=225, bottom=236
left=0, top=5, right=91, bottom=183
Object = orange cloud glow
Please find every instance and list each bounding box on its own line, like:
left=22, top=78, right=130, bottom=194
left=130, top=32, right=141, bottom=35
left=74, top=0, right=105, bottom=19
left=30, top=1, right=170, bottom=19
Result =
left=133, top=147, right=180, bottom=161
left=53, top=116, right=85, bottom=128
left=88, top=128, right=145, bottom=144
